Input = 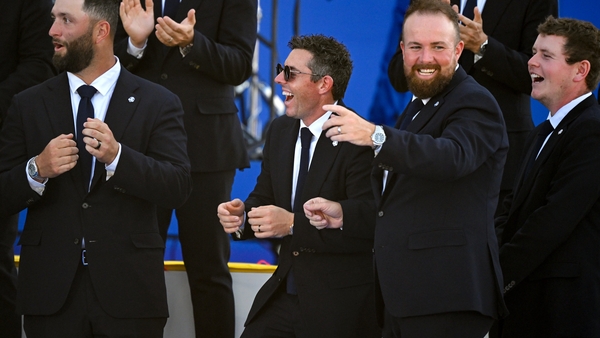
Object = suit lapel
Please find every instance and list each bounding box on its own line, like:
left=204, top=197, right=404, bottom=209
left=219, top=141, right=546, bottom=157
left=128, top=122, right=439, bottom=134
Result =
left=300, top=132, right=341, bottom=205
left=89, top=69, right=141, bottom=191
left=512, top=96, right=597, bottom=207
left=273, top=119, right=298, bottom=211
left=44, top=74, right=87, bottom=198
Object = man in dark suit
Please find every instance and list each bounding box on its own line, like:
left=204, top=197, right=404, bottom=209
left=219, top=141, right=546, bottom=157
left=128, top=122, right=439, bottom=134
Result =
left=0, top=1, right=55, bottom=336
left=0, top=0, right=191, bottom=336
left=495, top=17, right=600, bottom=337
left=115, top=1, right=257, bottom=335
left=312, top=1, right=508, bottom=336
left=388, top=0, right=557, bottom=215
left=217, top=35, right=380, bottom=338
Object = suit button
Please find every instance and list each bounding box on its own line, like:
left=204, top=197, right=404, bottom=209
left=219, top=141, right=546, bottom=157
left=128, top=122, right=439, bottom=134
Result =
left=160, top=73, right=168, bottom=80
left=74, top=238, right=79, bottom=245
left=378, top=211, right=384, bottom=217
left=82, top=203, right=90, bottom=209
left=292, top=251, right=299, bottom=256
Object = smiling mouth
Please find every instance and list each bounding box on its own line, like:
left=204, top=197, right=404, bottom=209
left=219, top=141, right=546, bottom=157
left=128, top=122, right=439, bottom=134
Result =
left=418, top=68, right=437, bottom=76
left=531, top=73, right=544, bottom=83
left=283, top=90, right=294, bottom=102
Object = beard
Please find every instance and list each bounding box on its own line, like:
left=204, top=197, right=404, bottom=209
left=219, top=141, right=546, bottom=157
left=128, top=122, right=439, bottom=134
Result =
left=52, top=27, right=95, bottom=74
left=405, top=63, right=454, bottom=99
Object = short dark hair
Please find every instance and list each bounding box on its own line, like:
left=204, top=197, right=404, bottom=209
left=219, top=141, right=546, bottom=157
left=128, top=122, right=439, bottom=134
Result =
left=288, top=34, right=353, bottom=101
left=83, top=0, right=120, bottom=38
left=537, top=16, right=600, bottom=91
left=403, top=0, right=460, bottom=44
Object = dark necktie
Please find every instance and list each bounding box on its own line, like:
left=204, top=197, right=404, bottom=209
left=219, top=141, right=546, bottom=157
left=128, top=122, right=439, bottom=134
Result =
left=77, top=85, right=97, bottom=189
left=287, top=127, right=312, bottom=295
left=463, top=0, right=477, bottom=19
left=163, top=0, right=179, bottom=18
left=293, top=127, right=313, bottom=212
left=524, top=120, right=554, bottom=178
left=398, top=98, right=425, bottom=130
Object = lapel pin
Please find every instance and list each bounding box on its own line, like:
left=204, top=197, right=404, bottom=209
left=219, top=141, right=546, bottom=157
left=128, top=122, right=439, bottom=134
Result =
left=558, top=129, right=563, bottom=135
left=332, top=140, right=338, bottom=147
left=434, top=101, right=439, bottom=107
left=128, top=96, right=135, bottom=103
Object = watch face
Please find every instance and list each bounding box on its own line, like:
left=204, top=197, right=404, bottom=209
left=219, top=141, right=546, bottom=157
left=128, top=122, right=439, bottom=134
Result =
left=28, top=161, right=37, bottom=177
left=374, top=133, right=385, bottom=143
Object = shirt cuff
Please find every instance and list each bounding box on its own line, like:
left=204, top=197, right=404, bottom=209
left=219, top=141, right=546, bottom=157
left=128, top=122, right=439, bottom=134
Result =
left=105, top=143, right=122, bottom=180
left=127, top=38, right=147, bottom=59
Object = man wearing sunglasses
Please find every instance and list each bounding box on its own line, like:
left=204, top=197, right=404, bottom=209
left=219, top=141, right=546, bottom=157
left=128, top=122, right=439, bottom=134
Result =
left=218, top=34, right=380, bottom=338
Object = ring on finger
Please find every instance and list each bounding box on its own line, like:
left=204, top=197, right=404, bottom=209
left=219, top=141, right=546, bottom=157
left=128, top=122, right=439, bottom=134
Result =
left=169, top=37, right=173, bottom=43
left=94, top=140, right=102, bottom=150
left=337, top=126, right=342, bottom=135
left=257, top=225, right=262, bottom=232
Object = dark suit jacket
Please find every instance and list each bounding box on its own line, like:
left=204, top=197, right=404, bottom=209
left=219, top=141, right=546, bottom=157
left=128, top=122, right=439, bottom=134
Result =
left=374, top=67, right=509, bottom=320
left=496, top=95, right=600, bottom=336
left=234, top=112, right=380, bottom=337
left=0, top=69, right=192, bottom=317
left=388, top=0, right=557, bottom=192
left=115, top=0, right=257, bottom=172
left=0, top=0, right=55, bottom=123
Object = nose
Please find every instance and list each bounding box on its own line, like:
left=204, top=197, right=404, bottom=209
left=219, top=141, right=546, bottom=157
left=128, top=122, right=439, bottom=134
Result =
left=49, top=19, right=60, bottom=38
left=420, top=47, right=434, bottom=63
left=275, top=70, right=285, bottom=85
left=528, top=52, right=539, bottom=68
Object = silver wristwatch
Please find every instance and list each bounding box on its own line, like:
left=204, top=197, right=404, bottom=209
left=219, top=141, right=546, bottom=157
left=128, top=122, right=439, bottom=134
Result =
left=371, top=125, right=386, bottom=147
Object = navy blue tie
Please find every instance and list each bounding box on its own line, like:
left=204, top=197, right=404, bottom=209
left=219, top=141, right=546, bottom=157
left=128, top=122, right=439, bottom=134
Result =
left=163, top=0, right=179, bottom=18
left=524, top=120, right=554, bottom=178
left=287, top=127, right=312, bottom=295
left=398, top=98, right=424, bottom=130
left=463, top=0, right=477, bottom=19
left=77, top=85, right=97, bottom=189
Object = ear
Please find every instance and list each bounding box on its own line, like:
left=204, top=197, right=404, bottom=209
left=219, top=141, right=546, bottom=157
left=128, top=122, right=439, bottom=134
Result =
left=94, top=20, right=111, bottom=45
left=455, top=40, right=465, bottom=60
left=573, top=60, right=591, bottom=85
left=318, top=75, right=334, bottom=95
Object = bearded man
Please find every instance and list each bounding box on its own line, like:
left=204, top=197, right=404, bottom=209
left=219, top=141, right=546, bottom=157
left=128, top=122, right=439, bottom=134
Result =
left=303, top=0, right=508, bottom=336
left=0, top=0, right=191, bottom=336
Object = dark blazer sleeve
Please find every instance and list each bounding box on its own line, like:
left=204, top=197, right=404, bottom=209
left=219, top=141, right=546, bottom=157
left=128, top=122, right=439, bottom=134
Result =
left=0, top=0, right=55, bottom=121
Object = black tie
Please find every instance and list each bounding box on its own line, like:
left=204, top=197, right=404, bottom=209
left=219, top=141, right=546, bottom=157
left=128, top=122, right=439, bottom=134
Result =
left=163, top=0, right=179, bottom=18
left=77, top=85, right=97, bottom=189
left=293, top=127, right=313, bottom=212
left=524, top=120, right=554, bottom=178
left=398, top=98, right=425, bottom=130
left=463, top=0, right=477, bottom=19
left=287, top=127, right=312, bottom=295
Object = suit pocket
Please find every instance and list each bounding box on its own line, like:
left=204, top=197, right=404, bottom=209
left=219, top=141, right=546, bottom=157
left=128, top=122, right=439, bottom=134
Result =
left=18, top=229, right=42, bottom=246
left=408, top=229, right=466, bottom=250
left=131, top=233, right=165, bottom=249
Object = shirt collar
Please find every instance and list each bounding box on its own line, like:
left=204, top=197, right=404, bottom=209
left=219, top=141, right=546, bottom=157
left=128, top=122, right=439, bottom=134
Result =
left=547, top=92, right=592, bottom=128
left=300, top=100, right=338, bottom=139
left=67, top=57, right=122, bottom=96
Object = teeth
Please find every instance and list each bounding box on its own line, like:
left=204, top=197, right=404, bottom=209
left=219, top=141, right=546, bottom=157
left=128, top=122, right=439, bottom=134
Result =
left=530, top=73, right=544, bottom=82
left=282, top=91, right=294, bottom=97
left=418, top=69, right=436, bottom=75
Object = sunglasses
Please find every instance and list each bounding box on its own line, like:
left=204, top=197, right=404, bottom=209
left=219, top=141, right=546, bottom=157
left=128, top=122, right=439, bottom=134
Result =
left=276, top=63, right=324, bottom=81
